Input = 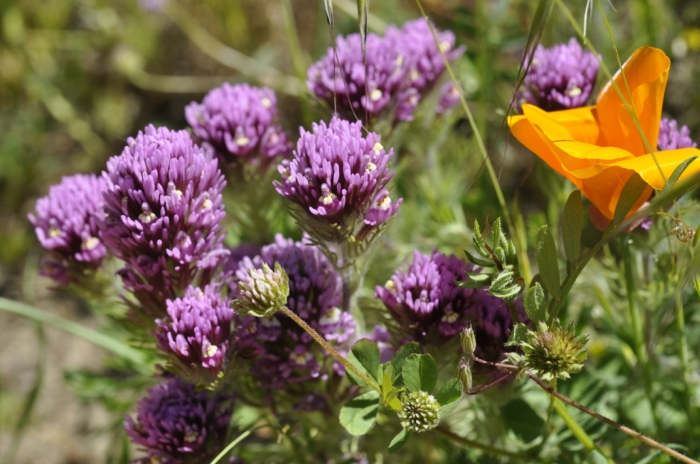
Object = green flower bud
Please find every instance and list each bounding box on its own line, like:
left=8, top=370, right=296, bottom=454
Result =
left=457, top=358, right=472, bottom=393
left=398, top=390, right=441, bottom=433
left=522, top=321, right=588, bottom=381
left=460, top=325, right=477, bottom=355
left=234, top=262, right=289, bottom=317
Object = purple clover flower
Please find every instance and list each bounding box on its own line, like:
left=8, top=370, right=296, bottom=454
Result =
left=274, top=117, right=401, bottom=242
left=185, top=83, right=291, bottom=173
left=518, top=38, right=599, bottom=111
left=471, top=289, right=525, bottom=362
left=28, top=174, right=108, bottom=286
left=124, top=378, right=231, bottom=464
left=386, top=19, right=464, bottom=93
left=232, top=235, right=356, bottom=389
left=436, top=81, right=461, bottom=114
left=375, top=250, right=475, bottom=342
left=658, top=117, right=697, bottom=151
left=155, top=285, right=233, bottom=377
left=102, top=125, right=228, bottom=312
left=307, top=19, right=463, bottom=122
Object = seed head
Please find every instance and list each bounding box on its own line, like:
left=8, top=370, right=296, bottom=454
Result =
left=398, top=390, right=441, bottom=433
left=522, top=321, right=588, bottom=381
left=235, top=262, right=289, bottom=317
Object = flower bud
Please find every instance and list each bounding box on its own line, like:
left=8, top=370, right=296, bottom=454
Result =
left=457, top=358, right=472, bottom=393
left=460, top=325, right=477, bottom=356
left=397, top=390, right=441, bottom=433
left=522, top=321, right=588, bottom=381
left=235, top=262, right=289, bottom=317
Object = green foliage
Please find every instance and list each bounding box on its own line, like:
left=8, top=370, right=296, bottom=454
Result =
left=536, top=225, right=561, bottom=298
left=346, top=339, right=381, bottom=386
left=339, top=391, right=380, bottom=436
left=562, top=189, right=583, bottom=264
left=401, top=353, right=438, bottom=393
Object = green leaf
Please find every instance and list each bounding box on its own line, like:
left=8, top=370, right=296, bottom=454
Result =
left=346, top=339, right=381, bottom=385
left=502, top=399, right=545, bottom=443
left=464, top=249, right=495, bottom=267
left=388, top=429, right=411, bottom=453
left=492, top=218, right=504, bottom=251
left=402, top=354, right=438, bottom=393
left=662, top=156, right=698, bottom=193
left=505, top=322, right=529, bottom=347
left=562, top=189, right=583, bottom=263
left=356, top=0, right=368, bottom=53
left=613, top=173, right=649, bottom=226
left=435, top=378, right=462, bottom=406
left=524, top=282, right=546, bottom=323
left=536, top=225, right=560, bottom=298
left=381, top=363, right=396, bottom=404
left=439, top=399, right=460, bottom=419
left=339, top=390, right=380, bottom=436
left=391, top=342, right=420, bottom=375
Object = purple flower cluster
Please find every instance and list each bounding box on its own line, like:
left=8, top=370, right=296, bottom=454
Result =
left=518, top=38, right=599, bottom=111
left=29, top=174, right=108, bottom=286
left=375, top=250, right=475, bottom=342
left=124, top=378, right=231, bottom=464
left=436, top=81, right=461, bottom=114
left=275, top=117, right=401, bottom=242
left=231, top=235, right=356, bottom=389
left=658, top=117, right=697, bottom=151
left=185, top=83, right=291, bottom=173
left=307, top=19, right=463, bottom=122
left=102, top=125, right=228, bottom=311
left=470, top=289, right=524, bottom=361
left=155, top=285, right=234, bottom=377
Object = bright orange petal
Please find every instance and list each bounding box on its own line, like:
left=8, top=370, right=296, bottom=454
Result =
left=595, top=47, right=670, bottom=156
left=607, top=147, right=700, bottom=189
left=575, top=166, right=651, bottom=220
left=536, top=105, right=601, bottom=145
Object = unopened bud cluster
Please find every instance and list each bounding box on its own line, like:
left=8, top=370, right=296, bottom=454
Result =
left=235, top=262, right=289, bottom=317
left=398, top=390, right=441, bottom=433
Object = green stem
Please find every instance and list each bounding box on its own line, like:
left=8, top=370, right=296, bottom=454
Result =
left=529, top=373, right=698, bottom=464
left=413, top=0, right=532, bottom=280
left=675, top=291, right=694, bottom=424
left=0, top=297, right=148, bottom=365
left=434, top=425, right=525, bottom=459
left=279, top=306, right=381, bottom=392
left=621, top=239, right=663, bottom=437
left=553, top=400, right=614, bottom=464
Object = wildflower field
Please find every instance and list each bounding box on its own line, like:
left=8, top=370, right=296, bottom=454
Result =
left=1, top=0, right=700, bottom=462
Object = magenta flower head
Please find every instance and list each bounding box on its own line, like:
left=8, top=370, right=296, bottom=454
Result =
left=232, top=235, right=356, bottom=389
left=155, top=285, right=233, bottom=379
left=518, top=38, right=599, bottom=111
left=274, top=117, right=401, bottom=244
left=307, top=33, right=407, bottom=120
left=658, top=117, right=697, bottom=151
left=375, top=250, right=475, bottom=342
left=185, top=83, right=291, bottom=174
left=102, top=125, right=228, bottom=312
left=28, top=174, right=108, bottom=287
left=124, top=378, right=231, bottom=464
left=387, top=18, right=465, bottom=93
left=307, top=20, right=463, bottom=122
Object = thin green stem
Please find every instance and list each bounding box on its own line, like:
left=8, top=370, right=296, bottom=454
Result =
left=675, top=290, right=694, bottom=424
left=621, top=239, right=663, bottom=437
left=413, top=0, right=531, bottom=278
left=552, top=400, right=614, bottom=464
left=434, top=425, right=524, bottom=459
left=0, top=297, right=148, bottom=365
left=529, top=373, right=698, bottom=464
left=279, top=306, right=381, bottom=392
left=210, top=426, right=264, bottom=464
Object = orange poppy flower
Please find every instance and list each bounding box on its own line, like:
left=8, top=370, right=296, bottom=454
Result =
left=509, top=46, right=700, bottom=220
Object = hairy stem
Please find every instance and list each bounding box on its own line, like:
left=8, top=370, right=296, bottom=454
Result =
left=528, top=373, right=699, bottom=464
left=279, top=306, right=381, bottom=392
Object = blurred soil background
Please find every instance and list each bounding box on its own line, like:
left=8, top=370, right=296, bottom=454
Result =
left=0, top=0, right=699, bottom=462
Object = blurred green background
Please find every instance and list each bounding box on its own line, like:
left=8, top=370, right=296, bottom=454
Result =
left=0, top=0, right=699, bottom=462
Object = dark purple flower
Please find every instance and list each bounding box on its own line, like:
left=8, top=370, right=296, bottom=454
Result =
left=274, top=117, right=401, bottom=243
left=518, top=38, right=599, bottom=111
left=307, top=19, right=463, bottom=122
left=155, top=285, right=233, bottom=377
left=375, top=250, right=475, bottom=342
left=28, top=174, right=108, bottom=286
left=185, top=83, right=291, bottom=173
left=436, top=81, right=461, bottom=114
left=658, top=117, right=697, bottom=151
left=232, top=235, right=356, bottom=388
left=102, top=125, right=228, bottom=311
left=124, top=378, right=231, bottom=464
left=470, top=289, right=524, bottom=362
